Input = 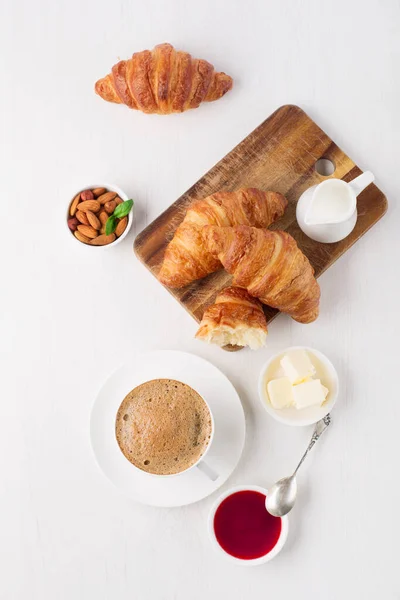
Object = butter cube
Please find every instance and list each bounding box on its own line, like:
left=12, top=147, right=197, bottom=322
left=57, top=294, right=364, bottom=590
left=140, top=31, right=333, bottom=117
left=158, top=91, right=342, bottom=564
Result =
left=280, top=350, right=316, bottom=384
left=267, top=377, right=294, bottom=409
left=292, top=379, right=328, bottom=410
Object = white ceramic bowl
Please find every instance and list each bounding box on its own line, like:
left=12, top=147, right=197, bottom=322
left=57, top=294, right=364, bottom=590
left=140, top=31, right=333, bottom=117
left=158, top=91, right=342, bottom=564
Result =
left=258, top=346, right=339, bottom=427
left=66, top=182, right=133, bottom=249
left=208, top=485, right=289, bottom=566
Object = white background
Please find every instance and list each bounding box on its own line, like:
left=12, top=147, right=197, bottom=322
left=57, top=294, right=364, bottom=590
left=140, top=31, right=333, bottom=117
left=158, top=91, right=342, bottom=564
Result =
left=1, top=0, right=399, bottom=598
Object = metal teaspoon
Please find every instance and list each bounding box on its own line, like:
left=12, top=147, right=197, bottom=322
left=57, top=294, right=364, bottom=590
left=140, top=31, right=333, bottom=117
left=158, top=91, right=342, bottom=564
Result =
left=265, top=414, right=331, bottom=517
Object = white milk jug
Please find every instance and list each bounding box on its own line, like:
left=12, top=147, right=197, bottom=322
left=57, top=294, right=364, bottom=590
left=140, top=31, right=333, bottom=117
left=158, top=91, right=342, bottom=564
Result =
left=296, top=171, right=375, bottom=243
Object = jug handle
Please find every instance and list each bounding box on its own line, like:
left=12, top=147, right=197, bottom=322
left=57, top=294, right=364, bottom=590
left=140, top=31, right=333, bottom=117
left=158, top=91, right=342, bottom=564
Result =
left=348, top=171, right=374, bottom=197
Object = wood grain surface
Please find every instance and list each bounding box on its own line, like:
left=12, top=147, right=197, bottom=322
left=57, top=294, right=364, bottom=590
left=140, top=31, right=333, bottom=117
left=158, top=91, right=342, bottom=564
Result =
left=134, top=104, right=387, bottom=326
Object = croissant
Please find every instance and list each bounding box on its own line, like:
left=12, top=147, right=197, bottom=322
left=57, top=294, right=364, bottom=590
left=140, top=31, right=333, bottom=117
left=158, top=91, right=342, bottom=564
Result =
left=202, top=226, right=320, bottom=323
left=195, top=286, right=267, bottom=349
left=158, top=189, right=288, bottom=288
left=95, top=43, right=233, bottom=114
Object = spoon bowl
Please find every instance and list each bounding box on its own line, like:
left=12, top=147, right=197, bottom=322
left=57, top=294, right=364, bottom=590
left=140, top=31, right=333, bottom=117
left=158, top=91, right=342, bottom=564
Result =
left=265, top=475, right=297, bottom=517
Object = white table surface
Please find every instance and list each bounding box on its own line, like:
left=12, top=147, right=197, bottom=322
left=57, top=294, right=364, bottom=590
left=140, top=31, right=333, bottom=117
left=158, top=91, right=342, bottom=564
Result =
left=1, top=0, right=399, bottom=598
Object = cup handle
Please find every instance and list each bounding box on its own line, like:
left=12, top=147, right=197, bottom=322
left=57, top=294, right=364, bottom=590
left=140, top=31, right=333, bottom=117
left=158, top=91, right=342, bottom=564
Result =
left=348, top=171, right=375, bottom=197
left=196, top=459, right=219, bottom=481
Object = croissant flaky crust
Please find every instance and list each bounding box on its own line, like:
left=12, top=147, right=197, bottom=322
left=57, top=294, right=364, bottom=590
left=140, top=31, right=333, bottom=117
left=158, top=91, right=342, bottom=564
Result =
left=95, top=43, right=233, bottom=114
left=158, top=189, right=288, bottom=288
left=202, top=226, right=320, bottom=324
left=195, top=286, right=267, bottom=349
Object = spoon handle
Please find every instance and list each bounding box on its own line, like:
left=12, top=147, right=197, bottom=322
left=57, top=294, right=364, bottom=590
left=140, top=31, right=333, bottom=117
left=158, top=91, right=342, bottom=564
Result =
left=293, top=414, right=331, bottom=475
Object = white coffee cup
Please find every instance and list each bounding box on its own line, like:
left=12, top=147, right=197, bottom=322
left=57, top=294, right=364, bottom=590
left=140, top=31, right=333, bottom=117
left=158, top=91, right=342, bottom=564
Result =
left=118, top=390, right=219, bottom=481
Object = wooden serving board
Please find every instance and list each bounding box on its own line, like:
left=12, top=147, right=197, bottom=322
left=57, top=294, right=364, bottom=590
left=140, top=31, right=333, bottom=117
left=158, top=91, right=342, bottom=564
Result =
left=134, top=104, right=387, bottom=332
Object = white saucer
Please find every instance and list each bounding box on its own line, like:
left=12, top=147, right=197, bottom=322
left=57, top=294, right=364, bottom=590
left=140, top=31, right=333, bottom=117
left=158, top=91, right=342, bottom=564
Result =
left=90, top=350, right=246, bottom=507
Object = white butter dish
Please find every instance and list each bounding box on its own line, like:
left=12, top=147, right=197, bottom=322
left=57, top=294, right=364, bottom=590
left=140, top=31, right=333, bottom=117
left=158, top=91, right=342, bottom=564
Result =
left=258, top=346, right=339, bottom=427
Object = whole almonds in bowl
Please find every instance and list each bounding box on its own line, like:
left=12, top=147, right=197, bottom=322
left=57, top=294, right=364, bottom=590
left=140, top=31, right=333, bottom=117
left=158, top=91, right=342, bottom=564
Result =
left=67, top=184, right=134, bottom=248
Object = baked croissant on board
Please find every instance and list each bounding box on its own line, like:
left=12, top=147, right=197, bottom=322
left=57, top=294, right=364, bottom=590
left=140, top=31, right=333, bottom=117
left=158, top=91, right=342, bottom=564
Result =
left=95, top=43, right=233, bottom=114
left=195, top=286, right=268, bottom=349
left=202, top=226, right=320, bottom=324
left=158, top=189, right=288, bottom=288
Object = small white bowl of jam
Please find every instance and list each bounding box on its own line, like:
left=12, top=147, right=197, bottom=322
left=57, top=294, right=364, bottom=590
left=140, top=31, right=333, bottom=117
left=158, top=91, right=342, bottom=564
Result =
left=208, top=485, right=289, bottom=565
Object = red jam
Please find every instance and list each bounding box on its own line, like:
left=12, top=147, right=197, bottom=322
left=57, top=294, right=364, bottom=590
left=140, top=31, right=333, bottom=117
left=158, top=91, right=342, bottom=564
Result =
left=213, top=490, right=282, bottom=560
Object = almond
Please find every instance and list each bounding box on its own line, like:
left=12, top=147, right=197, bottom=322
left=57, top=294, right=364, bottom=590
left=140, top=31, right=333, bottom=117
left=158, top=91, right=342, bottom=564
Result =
left=67, top=217, right=79, bottom=231
left=76, top=210, right=90, bottom=225
left=77, top=224, right=98, bottom=239
left=98, top=191, right=117, bottom=205
left=115, top=216, right=128, bottom=237
left=74, top=230, right=91, bottom=244
left=100, top=225, right=106, bottom=234
left=80, top=189, right=94, bottom=201
left=115, top=196, right=123, bottom=205
left=87, top=211, right=101, bottom=230
left=69, top=193, right=81, bottom=216
left=90, top=233, right=116, bottom=246
left=104, top=200, right=117, bottom=214
left=92, top=187, right=107, bottom=198
left=99, top=210, right=109, bottom=225
left=77, top=200, right=100, bottom=213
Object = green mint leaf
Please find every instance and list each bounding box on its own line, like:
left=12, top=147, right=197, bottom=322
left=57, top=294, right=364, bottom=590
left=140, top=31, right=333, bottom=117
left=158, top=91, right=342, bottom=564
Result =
left=113, top=199, right=134, bottom=219
left=105, top=215, right=117, bottom=235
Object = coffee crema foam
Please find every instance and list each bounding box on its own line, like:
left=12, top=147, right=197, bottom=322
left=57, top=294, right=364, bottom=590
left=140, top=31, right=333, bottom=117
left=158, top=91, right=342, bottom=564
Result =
left=115, top=379, right=212, bottom=475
